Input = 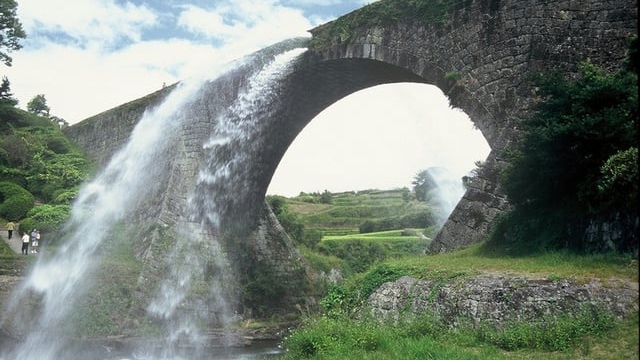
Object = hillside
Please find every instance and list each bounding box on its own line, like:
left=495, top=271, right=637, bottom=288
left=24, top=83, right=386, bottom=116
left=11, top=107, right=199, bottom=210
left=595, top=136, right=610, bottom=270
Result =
left=271, top=188, right=442, bottom=274
left=283, top=188, right=436, bottom=236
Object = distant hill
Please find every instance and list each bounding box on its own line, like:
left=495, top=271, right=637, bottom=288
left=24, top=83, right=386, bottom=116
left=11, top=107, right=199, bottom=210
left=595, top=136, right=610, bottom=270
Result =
left=283, top=188, right=435, bottom=237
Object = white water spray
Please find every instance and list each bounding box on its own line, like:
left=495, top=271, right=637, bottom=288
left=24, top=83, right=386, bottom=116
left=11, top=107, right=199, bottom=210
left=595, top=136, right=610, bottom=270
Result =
left=1, top=41, right=307, bottom=360
left=423, top=167, right=467, bottom=226
left=135, top=47, right=308, bottom=359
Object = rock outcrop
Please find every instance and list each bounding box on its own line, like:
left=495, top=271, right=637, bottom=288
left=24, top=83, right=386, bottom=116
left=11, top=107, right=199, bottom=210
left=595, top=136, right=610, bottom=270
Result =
left=366, top=274, right=638, bottom=327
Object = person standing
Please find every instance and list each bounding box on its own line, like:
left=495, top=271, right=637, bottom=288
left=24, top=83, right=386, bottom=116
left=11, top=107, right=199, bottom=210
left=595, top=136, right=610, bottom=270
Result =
left=32, top=230, right=40, bottom=254
left=30, top=228, right=37, bottom=254
left=21, top=232, right=29, bottom=255
left=6, top=221, right=14, bottom=239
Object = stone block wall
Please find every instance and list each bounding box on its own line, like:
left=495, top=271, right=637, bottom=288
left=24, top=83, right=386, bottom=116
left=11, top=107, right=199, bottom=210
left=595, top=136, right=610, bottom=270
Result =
left=309, top=0, right=636, bottom=252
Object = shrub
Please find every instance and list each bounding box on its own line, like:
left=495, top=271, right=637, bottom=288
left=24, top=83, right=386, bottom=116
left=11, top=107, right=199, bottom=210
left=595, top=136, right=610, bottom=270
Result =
left=23, top=204, right=71, bottom=233
left=320, top=263, right=405, bottom=316
left=495, top=58, right=638, bottom=253
left=0, top=181, right=35, bottom=221
left=359, top=210, right=434, bottom=233
left=318, top=239, right=388, bottom=273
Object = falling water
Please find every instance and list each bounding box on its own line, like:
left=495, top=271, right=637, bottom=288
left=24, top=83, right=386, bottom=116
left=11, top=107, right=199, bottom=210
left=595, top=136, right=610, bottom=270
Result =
left=423, top=167, right=467, bottom=226
left=0, top=39, right=307, bottom=360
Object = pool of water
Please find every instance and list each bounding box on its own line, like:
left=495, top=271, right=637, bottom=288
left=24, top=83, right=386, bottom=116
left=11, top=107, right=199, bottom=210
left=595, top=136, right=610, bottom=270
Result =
left=106, top=342, right=284, bottom=360
left=0, top=339, right=284, bottom=360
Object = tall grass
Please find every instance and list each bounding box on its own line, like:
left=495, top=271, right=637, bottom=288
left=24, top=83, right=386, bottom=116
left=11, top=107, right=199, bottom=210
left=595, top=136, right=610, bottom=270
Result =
left=278, top=309, right=638, bottom=360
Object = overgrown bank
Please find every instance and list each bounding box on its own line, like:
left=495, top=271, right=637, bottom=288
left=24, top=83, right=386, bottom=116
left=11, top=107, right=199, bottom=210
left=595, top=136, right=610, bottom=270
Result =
left=276, top=244, right=638, bottom=360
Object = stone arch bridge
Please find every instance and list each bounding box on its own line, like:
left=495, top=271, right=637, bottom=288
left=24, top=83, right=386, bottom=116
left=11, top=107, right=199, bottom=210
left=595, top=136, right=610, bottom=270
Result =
left=62, top=0, right=636, bottom=312
left=66, top=0, right=636, bottom=252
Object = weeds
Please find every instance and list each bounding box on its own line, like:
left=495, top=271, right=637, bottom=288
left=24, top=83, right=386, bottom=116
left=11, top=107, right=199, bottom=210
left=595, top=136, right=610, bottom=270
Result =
left=278, top=309, right=635, bottom=359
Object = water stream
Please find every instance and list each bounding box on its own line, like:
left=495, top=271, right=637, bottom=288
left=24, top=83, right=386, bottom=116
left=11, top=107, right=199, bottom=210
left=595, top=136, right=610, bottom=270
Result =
left=0, top=40, right=306, bottom=360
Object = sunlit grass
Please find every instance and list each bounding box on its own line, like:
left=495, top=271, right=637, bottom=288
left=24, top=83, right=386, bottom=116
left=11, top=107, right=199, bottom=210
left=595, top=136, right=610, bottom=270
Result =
left=384, top=242, right=638, bottom=282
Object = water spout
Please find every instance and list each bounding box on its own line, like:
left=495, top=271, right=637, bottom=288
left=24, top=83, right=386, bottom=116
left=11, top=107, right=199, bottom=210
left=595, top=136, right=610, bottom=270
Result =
left=1, top=39, right=308, bottom=360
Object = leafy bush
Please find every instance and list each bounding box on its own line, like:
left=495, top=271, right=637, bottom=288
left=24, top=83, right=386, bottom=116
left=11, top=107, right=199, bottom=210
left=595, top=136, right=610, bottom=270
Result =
left=0, top=181, right=34, bottom=221
left=52, top=187, right=80, bottom=205
left=302, top=228, right=322, bottom=248
left=597, top=147, right=638, bottom=212
left=492, top=55, right=638, bottom=253
left=22, top=204, right=71, bottom=234
left=0, top=119, right=91, bottom=202
left=320, top=263, right=405, bottom=316
left=318, top=239, right=388, bottom=273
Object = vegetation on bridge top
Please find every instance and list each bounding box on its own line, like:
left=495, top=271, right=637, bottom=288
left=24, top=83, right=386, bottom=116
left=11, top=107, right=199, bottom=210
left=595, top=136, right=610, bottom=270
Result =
left=309, top=0, right=455, bottom=50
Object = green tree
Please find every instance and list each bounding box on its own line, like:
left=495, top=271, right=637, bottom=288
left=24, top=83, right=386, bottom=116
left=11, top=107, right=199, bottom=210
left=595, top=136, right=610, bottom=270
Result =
left=412, top=168, right=438, bottom=202
left=494, top=55, right=637, bottom=253
left=27, top=94, right=50, bottom=117
left=0, top=0, right=26, bottom=66
left=597, top=147, right=638, bottom=212
left=320, top=190, right=333, bottom=204
left=0, top=76, right=17, bottom=105
left=504, top=62, right=636, bottom=215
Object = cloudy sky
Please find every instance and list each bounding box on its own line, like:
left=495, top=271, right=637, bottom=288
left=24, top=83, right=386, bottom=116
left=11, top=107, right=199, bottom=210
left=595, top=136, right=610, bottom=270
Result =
left=3, top=0, right=490, bottom=196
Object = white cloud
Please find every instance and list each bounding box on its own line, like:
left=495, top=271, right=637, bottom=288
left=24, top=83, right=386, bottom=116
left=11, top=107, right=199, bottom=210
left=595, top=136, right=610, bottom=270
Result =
left=4, top=0, right=317, bottom=123
left=17, top=0, right=158, bottom=49
left=177, top=1, right=312, bottom=46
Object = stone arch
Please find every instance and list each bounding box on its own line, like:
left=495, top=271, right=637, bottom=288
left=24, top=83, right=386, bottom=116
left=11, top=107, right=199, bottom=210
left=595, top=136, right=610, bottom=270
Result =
left=295, top=0, right=637, bottom=251
left=257, top=51, right=504, bottom=254
left=64, top=0, right=637, bottom=255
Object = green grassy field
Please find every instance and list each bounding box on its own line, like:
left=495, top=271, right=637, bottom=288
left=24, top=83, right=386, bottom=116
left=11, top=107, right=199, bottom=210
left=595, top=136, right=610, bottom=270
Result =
left=287, top=189, right=430, bottom=237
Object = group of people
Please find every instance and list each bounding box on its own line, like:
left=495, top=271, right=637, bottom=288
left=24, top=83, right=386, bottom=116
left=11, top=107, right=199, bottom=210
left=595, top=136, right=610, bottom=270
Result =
left=20, top=228, right=40, bottom=255
left=5, top=222, right=41, bottom=255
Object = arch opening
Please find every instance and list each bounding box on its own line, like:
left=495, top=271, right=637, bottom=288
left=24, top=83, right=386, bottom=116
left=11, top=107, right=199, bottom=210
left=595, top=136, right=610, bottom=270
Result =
left=267, top=82, right=490, bottom=223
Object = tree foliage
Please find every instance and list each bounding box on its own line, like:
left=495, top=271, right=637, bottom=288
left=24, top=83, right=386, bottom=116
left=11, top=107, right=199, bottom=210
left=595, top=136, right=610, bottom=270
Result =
left=504, top=62, right=637, bottom=214
left=0, top=0, right=26, bottom=66
left=0, top=101, right=91, bottom=205
left=27, top=94, right=50, bottom=117
left=0, top=180, right=34, bottom=220
left=492, top=49, right=638, bottom=253
left=0, top=76, right=17, bottom=105
left=412, top=168, right=438, bottom=202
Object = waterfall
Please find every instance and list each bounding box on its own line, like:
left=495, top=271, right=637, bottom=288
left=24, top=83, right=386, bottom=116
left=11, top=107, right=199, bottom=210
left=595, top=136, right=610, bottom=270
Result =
left=0, top=39, right=307, bottom=360
left=424, top=167, right=466, bottom=226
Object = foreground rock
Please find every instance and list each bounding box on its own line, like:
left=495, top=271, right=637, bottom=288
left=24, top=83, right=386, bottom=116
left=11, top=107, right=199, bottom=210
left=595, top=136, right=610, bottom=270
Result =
left=367, top=274, right=638, bottom=327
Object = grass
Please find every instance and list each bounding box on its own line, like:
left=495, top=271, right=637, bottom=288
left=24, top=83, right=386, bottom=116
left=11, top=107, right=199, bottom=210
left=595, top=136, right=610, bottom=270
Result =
left=372, top=242, right=638, bottom=283
left=323, top=229, right=424, bottom=241
left=278, top=310, right=638, bottom=360
left=276, top=242, right=639, bottom=360
left=279, top=186, right=638, bottom=360
left=286, top=189, right=431, bottom=237
left=0, top=239, right=14, bottom=258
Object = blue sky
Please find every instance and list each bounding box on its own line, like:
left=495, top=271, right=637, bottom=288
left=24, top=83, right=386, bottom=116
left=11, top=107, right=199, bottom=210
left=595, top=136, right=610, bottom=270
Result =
left=4, top=0, right=490, bottom=196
